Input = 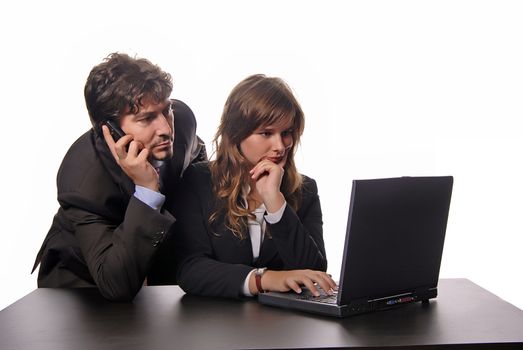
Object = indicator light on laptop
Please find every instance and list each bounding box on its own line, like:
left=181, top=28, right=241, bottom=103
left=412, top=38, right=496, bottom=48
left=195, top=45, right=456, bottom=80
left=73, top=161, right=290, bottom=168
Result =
left=386, top=297, right=415, bottom=305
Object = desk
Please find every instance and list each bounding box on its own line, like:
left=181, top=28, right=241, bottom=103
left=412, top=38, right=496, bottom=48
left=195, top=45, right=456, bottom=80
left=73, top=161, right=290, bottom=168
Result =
left=0, top=279, right=522, bottom=349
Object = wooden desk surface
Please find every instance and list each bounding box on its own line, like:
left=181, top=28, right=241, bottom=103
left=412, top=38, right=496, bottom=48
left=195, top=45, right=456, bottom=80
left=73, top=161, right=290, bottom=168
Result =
left=1, top=278, right=522, bottom=349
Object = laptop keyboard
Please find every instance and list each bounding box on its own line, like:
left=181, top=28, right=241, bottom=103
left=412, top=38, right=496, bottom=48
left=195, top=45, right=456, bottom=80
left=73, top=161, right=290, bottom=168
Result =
left=295, top=288, right=338, bottom=304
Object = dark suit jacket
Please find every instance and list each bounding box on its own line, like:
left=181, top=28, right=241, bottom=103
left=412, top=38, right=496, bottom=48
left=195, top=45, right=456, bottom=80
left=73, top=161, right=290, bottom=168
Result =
left=32, top=100, right=206, bottom=301
left=171, top=162, right=327, bottom=299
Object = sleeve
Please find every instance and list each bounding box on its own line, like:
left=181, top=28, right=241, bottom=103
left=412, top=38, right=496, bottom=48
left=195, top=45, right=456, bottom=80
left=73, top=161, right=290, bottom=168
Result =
left=242, top=269, right=256, bottom=297
left=264, top=201, right=286, bottom=224
left=173, top=172, right=253, bottom=299
left=266, top=177, right=328, bottom=271
left=64, top=195, right=176, bottom=301
left=134, top=185, right=166, bottom=210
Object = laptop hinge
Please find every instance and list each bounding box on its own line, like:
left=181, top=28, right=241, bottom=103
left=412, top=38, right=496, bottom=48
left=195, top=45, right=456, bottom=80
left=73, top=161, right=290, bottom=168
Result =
left=415, top=286, right=438, bottom=300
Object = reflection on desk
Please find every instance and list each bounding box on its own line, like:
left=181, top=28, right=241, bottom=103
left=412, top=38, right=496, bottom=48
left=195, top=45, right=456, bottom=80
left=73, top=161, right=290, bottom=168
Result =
left=1, top=279, right=522, bottom=350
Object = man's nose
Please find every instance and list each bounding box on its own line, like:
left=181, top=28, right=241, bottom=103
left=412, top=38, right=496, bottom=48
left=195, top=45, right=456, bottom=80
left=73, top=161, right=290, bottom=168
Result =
left=156, top=113, right=174, bottom=136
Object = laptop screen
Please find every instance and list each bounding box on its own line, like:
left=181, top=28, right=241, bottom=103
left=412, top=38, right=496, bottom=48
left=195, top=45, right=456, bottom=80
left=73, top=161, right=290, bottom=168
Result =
left=338, top=176, right=453, bottom=305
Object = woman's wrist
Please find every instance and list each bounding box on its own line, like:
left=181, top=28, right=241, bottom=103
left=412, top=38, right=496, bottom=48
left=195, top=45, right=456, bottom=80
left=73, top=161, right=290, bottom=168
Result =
left=262, top=192, right=285, bottom=213
left=249, top=269, right=273, bottom=295
left=249, top=270, right=261, bottom=295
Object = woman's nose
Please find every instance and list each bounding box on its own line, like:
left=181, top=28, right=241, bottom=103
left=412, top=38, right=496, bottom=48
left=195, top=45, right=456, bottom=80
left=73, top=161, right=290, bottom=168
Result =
left=272, top=135, right=286, bottom=152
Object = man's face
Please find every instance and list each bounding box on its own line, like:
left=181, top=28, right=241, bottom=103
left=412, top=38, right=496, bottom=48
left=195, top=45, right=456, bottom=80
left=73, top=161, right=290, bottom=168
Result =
left=120, top=97, right=175, bottom=161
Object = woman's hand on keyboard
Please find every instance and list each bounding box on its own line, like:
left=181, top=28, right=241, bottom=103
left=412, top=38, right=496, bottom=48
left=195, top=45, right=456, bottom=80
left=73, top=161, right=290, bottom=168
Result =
left=258, top=269, right=337, bottom=297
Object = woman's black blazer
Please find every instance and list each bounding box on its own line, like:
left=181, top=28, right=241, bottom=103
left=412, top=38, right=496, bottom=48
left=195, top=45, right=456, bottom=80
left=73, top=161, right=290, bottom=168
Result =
left=171, top=162, right=328, bottom=298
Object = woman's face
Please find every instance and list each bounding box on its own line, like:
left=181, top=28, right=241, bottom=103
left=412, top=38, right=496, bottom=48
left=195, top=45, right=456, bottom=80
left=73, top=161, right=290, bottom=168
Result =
left=240, top=118, right=294, bottom=167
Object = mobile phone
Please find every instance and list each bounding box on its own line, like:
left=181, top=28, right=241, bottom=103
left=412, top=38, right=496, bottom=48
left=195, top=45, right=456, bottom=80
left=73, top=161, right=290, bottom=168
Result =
left=104, top=120, right=126, bottom=142
left=103, top=120, right=150, bottom=164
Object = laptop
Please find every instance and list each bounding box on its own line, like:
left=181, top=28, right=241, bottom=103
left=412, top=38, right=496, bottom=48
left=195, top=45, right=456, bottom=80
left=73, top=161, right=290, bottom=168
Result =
left=258, top=176, right=453, bottom=317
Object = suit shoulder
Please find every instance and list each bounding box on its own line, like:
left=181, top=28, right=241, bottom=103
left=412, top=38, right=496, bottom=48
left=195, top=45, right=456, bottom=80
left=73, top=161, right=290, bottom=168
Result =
left=58, top=130, right=101, bottom=185
left=300, top=174, right=318, bottom=194
left=185, top=160, right=210, bottom=174
left=172, top=99, right=197, bottom=136
left=183, top=161, right=211, bottom=186
left=57, top=131, right=120, bottom=204
left=62, top=130, right=95, bottom=159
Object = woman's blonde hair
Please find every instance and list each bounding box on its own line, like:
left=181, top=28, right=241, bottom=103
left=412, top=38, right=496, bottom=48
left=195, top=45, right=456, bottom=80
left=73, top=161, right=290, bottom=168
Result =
left=209, top=74, right=305, bottom=239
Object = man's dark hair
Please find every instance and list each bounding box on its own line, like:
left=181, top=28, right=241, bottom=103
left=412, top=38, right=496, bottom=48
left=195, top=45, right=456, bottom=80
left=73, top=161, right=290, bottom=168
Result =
left=84, top=52, right=173, bottom=134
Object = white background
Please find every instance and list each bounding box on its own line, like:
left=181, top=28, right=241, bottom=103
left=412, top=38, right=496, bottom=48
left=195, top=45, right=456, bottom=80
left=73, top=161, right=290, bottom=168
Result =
left=1, top=0, right=522, bottom=311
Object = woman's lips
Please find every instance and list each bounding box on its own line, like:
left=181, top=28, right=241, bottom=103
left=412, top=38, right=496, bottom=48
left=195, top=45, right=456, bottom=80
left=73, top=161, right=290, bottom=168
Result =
left=264, top=155, right=285, bottom=164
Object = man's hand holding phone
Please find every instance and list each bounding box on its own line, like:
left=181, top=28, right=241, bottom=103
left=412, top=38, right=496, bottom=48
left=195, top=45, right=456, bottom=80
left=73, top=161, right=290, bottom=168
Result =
left=102, top=124, right=160, bottom=192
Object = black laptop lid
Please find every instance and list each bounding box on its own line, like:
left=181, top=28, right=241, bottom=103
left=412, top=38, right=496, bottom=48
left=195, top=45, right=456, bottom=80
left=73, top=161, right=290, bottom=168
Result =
left=338, top=176, right=453, bottom=306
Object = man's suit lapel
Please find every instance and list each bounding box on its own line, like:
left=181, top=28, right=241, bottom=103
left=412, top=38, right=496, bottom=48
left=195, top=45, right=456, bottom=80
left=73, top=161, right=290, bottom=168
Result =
left=171, top=99, right=197, bottom=178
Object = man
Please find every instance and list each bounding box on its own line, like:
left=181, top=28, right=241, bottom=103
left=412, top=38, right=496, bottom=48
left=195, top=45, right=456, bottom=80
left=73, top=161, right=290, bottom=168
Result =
left=32, top=53, right=206, bottom=301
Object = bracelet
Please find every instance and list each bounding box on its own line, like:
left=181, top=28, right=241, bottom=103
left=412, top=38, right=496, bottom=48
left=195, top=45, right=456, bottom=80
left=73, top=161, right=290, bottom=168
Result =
left=255, top=268, right=267, bottom=294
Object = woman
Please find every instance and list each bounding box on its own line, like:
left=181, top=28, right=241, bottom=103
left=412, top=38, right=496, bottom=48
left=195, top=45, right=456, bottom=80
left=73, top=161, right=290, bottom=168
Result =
left=173, top=74, right=336, bottom=298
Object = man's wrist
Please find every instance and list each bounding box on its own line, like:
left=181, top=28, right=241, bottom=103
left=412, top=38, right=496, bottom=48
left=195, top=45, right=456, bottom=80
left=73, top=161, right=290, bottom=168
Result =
left=135, top=179, right=160, bottom=192
left=134, top=185, right=165, bottom=211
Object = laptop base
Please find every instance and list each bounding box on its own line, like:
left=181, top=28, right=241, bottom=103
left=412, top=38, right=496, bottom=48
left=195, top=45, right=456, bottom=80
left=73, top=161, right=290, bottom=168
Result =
left=258, top=287, right=438, bottom=318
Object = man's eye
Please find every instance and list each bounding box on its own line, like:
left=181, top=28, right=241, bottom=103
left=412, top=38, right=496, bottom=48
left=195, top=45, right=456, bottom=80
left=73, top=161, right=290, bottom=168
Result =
left=163, top=107, right=172, bottom=116
left=139, top=115, right=155, bottom=123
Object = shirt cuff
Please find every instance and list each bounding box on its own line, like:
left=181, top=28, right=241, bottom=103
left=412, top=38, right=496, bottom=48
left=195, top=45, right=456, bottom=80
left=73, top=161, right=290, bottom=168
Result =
left=134, top=185, right=165, bottom=211
left=242, top=269, right=256, bottom=297
left=264, top=201, right=287, bottom=224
